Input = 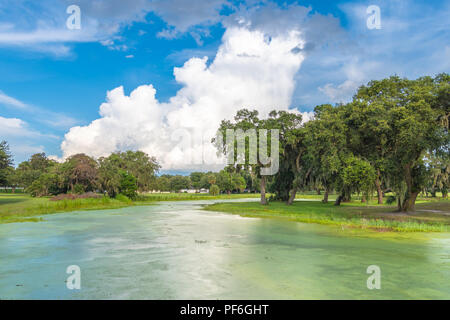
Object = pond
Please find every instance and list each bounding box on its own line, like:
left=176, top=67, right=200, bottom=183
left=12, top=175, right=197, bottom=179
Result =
left=0, top=199, right=449, bottom=299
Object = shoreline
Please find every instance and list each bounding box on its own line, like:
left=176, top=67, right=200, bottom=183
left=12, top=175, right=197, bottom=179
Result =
left=0, top=193, right=261, bottom=224
left=1, top=193, right=449, bottom=233
left=203, top=200, right=450, bottom=233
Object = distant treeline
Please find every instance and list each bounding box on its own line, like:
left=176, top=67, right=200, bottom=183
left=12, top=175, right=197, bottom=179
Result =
left=0, top=146, right=254, bottom=199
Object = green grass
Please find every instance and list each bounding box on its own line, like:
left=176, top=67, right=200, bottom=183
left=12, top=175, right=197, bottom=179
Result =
left=0, top=192, right=261, bottom=224
left=204, top=199, right=450, bottom=232
left=0, top=194, right=131, bottom=224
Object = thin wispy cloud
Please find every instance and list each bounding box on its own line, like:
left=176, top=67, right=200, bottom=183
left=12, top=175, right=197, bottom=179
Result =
left=0, top=91, right=28, bottom=109
left=0, top=91, right=79, bottom=129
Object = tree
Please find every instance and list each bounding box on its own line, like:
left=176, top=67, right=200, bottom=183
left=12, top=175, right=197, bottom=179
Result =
left=14, top=153, right=58, bottom=190
left=340, top=156, right=376, bottom=203
left=426, top=151, right=449, bottom=198
left=27, top=173, right=61, bottom=197
left=169, top=175, right=191, bottom=192
left=342, top=100, right=390, bottom=204
left=354, top=75, right=449, bottom=211
left=0, top=141, right=13, bottom=186
left=190, top=172, right=205, bottom=189
left=209, top=184, right=220, bottom=196
left=199, top=172, right=216, bottom=189
left=262, top=110, right=303, bottom=204
left=214, top=109, right=278, bottom=204
left=6, top=167, right=19, bottom=193
left=118, top=151, right=160, bottom=192
left=98, top=155, right=122, bottom=197
left=231, top=173, right=246, bottom=192
left=156, top=176, right=171, bottom=191
left=63, top=154, right=98, bottom=192
left=119, top=170, right=138, bottom=199
left=216, top=170, right=233, bottom=194
left=29, top=153, right=53, bottom=171
left=303, top=105, right=349, bottom=205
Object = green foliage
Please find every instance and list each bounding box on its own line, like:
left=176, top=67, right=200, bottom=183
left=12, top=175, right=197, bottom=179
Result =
left=27, top=173, right=61, bottom=197
left=386, top=196, right=396, bottom=205
left=115, top=193, right=132, bottom=203
left=119, top=171, right=138, bottom=200
left=155, top=176, right=171, bottom=191
left=341, top=156, right=376, bottom=199
left=352, top=74, right=449, bottom=210
left=63, top=153, right=98, bottom=192
left=190, top=172, right=204, bottom=189
left=0, top=141, right=13, bottom=186
left=115, top=151, right=160, bottom=191
left=269, top=159, right=294, bottom=201
left=209, top=184, right=220, bottom=195
left=169, top=175, right=191, bottom=192
left=216, top=169, right=247, bottom=193
left=73, top=184, right=85, bottom=195
left=97, top=151, right=160, bottom=196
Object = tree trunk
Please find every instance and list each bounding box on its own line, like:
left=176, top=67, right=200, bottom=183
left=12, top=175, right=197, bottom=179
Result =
left=342, top=188, right=351, bottom=202
left=322, top=188, right=329, bottom=203
left=375, top=170, right=383, bottom=204
left=12, top=187, right=15, bottom=193
left=401, top=192, right=419, bottom=212
left=260, top=175, right=267, bottom=205
left=334, top=194, right=343, bottom=206
left=316, top=188, right=321, bottom=195
left=401, top=163, right=418, bottom=212
left=287, top=187, right=297, bottom=205
left=443, top=190, right=448, bottom=198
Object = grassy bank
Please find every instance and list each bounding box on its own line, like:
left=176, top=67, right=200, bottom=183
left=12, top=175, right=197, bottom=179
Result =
left=204, top=200, right=450, bottom=232
left=0, top=193, right=261, bottom=224
left=0, top=194, right=131, bottom=223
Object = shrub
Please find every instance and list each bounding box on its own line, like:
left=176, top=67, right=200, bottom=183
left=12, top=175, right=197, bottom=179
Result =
left=119, top=171, right=138, bottom=200
left=50, top=192, right=102, bottom=201
left=73, top=184, right=85, bottom=194
left=116, top=194, right=131, bottom=203
left=209, top=184, right=220, bottom=196
left=386, top=195, right=396, bottom=205
left=26, top=173, right=60, bottom=197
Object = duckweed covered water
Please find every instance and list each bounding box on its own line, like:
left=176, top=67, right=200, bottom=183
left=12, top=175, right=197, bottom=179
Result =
left=0, top=199, right=449, bottom=299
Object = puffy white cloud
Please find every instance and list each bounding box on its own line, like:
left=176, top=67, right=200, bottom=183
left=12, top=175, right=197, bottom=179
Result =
left=61, top=26, right=308, bottom=170
left=0, top=116, right=28, bottom=134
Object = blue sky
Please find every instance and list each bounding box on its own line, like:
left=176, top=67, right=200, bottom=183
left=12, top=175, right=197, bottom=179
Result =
left=0, top=0, right=449, bottom=170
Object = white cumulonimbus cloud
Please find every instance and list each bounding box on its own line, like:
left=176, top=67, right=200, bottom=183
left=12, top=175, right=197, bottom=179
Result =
left=60, top=26, right=309, bottom=170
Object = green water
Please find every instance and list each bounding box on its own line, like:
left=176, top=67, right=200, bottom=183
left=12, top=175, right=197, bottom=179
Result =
left=0, top=199, right=449, bottom=299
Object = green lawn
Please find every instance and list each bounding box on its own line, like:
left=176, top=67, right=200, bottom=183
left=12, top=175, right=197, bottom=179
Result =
left=204, top=199, right=450, bottom=232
